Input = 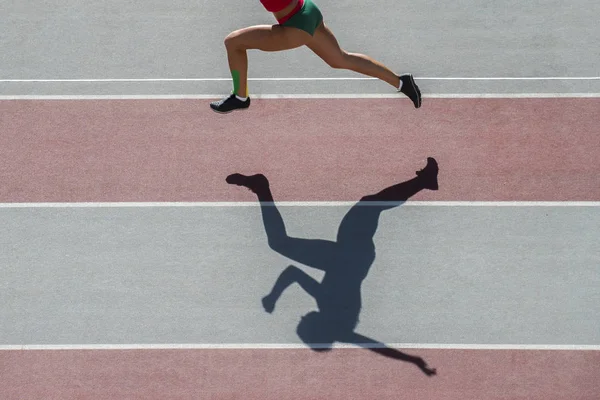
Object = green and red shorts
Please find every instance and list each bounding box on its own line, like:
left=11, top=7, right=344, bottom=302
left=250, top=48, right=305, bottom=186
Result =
left=278, top=0, right=323, bottom=36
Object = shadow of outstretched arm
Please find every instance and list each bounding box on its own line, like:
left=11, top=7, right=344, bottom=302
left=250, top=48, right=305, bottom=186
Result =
left=343, top=332, right=437, bottom=376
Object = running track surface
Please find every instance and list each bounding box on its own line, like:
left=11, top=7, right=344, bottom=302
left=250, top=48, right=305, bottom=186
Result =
left=3, top=0, right=600, bottom=398
left=1, top=98, right=599, bottom=399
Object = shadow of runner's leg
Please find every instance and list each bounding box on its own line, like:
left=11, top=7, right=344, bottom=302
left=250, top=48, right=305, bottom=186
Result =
left=336, top=158, right=438, bottom=245
left=226, top=173, right=339, bottom=271
left=362, top=157, right=438, bottom=203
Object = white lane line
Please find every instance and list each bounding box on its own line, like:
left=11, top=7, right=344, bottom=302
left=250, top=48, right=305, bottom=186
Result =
left=1, top=93, right=599, bottom=100
left=2, top=77, right=600, bottom=82
left=0, top=343, right=598, bottom=351
left=0, top=201, right=598, bottom=208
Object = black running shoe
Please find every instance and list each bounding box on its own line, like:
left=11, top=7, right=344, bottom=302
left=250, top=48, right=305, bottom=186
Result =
left=398, top=74, right=422, bottom=108
left=210, top=93, right=251, bottom=113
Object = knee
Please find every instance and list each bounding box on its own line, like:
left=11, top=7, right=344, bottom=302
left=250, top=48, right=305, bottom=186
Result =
left=267, top=236, right=286, bottom=252
left=327, top=51, right=349, bottom=69
left=224, top=30, right=243, bottom=50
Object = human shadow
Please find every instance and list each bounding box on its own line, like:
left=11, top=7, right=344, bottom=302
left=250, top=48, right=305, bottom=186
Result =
left=226, top=158, right=439, bottom=376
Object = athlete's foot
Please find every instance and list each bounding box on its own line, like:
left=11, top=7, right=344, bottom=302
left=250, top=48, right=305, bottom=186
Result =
left=398, top=74, right=422, bottom=108
left=226, top=173, right=269, bottom=194
left=262, top=294, right=276, bottom=313
left=416, top=157, right=439, bottom=190
left=210, top=93, right=251, bottom=113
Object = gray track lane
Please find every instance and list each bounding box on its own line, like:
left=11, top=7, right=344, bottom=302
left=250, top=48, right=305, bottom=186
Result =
left=1, top=205, right=598, bottom=345
left=1, top=0, right=600, bottom=95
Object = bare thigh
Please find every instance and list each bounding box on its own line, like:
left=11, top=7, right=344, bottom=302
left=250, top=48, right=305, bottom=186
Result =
left=305, top=22, right=347, bottom=68
left=226, top=24, right=313, bottom=51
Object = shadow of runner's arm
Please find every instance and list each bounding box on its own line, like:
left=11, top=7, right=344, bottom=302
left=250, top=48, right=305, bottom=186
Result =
left=262, top=265, right=322, bottom=313
left=344, top=332, right=437, bottom=376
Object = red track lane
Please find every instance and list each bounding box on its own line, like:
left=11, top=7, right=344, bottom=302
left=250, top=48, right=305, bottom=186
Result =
left=1, top=98, right=599, bottom=202
left=2, top=348, right=599, bottom=399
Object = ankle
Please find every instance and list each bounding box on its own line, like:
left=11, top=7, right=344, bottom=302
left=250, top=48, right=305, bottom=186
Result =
left=395, top=75, right=402, bottom=89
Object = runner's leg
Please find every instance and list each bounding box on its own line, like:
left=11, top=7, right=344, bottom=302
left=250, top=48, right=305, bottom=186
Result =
left=306, top=22, right=421, bottom=107
left=211, top=25, right=312, bottom=112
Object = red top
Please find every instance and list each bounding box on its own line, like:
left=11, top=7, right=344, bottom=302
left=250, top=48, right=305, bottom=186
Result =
left=261, top=0, right=304, bottom=24
left=260, top=0, right=294, bottom=13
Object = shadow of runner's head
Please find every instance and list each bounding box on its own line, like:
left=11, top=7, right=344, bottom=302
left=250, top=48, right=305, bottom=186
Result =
left=296, top=308, right=360, bottom=351
left=296, top=311, right=335, bottom=351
